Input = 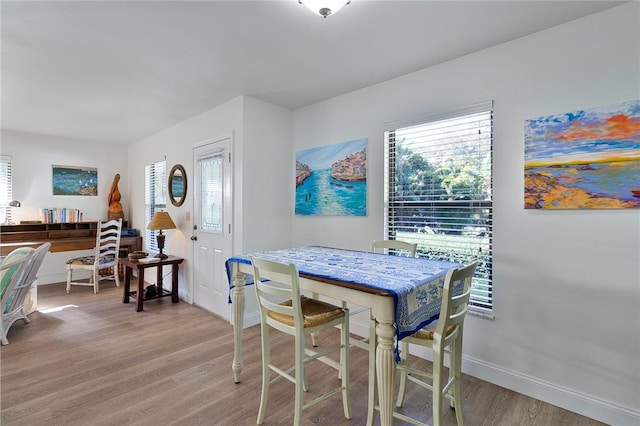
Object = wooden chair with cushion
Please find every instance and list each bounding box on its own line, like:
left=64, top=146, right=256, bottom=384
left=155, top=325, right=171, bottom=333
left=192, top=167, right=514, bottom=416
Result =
left=1, top=243, right=50, bottom=345
left=250, top=256, right=351, bottom=426
left=66, top=218, right=122, bottom=294
left=391, top=260, right=478, bottom=426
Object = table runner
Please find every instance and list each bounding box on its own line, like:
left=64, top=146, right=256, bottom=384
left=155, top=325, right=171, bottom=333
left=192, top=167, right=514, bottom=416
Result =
left=226, top=246, right=460, bottom=343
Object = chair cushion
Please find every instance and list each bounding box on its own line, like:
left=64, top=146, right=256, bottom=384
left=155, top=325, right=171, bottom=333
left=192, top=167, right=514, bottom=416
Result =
left=410, top=321, right=457, bottom=340
left=268, top=296, right=345, bottom=328
left=66, top=255, right=116, bottom=266
left=66, top=256, right=96, bottom=266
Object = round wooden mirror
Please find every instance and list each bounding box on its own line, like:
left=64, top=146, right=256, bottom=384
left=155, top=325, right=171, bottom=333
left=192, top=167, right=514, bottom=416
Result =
left=168, top=164, right=187, bottom=207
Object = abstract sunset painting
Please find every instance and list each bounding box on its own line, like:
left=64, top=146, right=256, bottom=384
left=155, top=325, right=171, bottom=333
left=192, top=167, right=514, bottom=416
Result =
left=524, top=100, right=640, bottom=209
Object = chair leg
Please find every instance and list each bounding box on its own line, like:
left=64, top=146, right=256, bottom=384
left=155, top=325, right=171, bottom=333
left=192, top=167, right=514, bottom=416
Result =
left=21, top=309, right=31, bottom=324
left=294, top=333, right=304, bottom=426
left=257, top=323, right=270, bottom=425
left=93, top=269, right=99, bottom=294
left=341, top=311, right=352, bottom=420
left=66, top=268, right=72, bottom=293
left=432, top=345, right=445, bottom=426
left=448, top=342, right=456, bottom=409
left=452, top=338, right=464, bottom=426
left=114, top=266, right=121, bottom=287
left=395, top=340, right=409, bottom=408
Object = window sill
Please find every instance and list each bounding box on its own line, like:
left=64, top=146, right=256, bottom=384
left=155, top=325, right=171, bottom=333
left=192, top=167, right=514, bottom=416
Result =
left=468, top=307, right=495, bottom=320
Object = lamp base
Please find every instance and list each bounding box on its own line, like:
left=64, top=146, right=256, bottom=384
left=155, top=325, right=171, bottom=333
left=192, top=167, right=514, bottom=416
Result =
left=155, top=232, right=168, bottom=259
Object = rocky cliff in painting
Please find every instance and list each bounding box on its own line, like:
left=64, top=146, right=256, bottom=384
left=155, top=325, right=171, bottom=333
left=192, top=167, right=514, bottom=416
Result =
left=296, top=161, right=311, bottom=187
left=331, top=149, right=366, bottom=181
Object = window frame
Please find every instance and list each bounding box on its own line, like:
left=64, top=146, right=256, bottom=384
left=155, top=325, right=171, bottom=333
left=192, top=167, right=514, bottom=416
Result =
left=144, top=159, right=167, bottom=253
left=1, top=155, right=14, bottom=225
left=383, top=101, right=494, bottom=313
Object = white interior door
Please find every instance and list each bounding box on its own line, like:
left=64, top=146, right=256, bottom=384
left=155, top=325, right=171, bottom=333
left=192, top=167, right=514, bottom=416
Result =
left=192, top=136, right=233, bottom=319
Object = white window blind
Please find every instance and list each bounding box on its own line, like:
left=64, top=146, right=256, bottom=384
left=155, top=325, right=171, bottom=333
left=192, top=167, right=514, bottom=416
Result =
left=1, top=155, right=14, bottom=224
left=145, top=160, right=167, bottom=253
left=384, top=102, right=493, bottom=311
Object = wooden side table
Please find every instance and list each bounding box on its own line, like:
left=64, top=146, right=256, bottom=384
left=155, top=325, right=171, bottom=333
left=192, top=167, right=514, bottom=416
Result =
left=121, top=256, right=184, bottom=312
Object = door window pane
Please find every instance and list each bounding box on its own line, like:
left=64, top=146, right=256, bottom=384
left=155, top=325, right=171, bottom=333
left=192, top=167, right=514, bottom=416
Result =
left=200, top=154, right=223, bottom=233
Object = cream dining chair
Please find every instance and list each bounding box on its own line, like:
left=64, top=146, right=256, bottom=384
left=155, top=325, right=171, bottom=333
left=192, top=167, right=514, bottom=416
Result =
left=66, top=219, right=122, bottom=294
left=388, top=260, right=478, bottom=426
left=250, top=256, right=351, bottom=426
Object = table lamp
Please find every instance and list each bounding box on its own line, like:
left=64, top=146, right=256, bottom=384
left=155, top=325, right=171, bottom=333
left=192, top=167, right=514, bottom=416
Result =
left=146, top=211, right=176, bottom=259
left=3, top=200, right=21, bottom=224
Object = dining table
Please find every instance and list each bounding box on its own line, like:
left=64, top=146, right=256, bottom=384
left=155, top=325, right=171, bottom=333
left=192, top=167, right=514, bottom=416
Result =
left=226, top=246, right=460, bottom=426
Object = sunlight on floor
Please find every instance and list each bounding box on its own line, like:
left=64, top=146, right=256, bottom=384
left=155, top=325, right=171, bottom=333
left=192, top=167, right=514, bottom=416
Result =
left=39, top=304, right=78, bottom=313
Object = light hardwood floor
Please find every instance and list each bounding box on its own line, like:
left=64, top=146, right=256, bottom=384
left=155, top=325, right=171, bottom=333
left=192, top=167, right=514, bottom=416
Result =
left=1, top=282, right=605, bottom=426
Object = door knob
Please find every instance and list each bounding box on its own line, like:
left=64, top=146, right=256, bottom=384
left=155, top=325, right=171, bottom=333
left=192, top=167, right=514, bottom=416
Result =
left=190, top=235, right=198, bottom=241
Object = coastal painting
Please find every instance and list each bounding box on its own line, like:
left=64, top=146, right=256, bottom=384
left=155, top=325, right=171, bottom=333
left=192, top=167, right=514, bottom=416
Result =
left=296, top=138, right=367, bottom=216
left=52, top=165, right=98, bottom=196
left=524, top=100, right=640, bottom=209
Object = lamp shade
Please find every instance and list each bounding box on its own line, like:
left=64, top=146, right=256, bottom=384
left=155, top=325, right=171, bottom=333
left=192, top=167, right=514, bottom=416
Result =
left=147, top=211, right=176, bottom=230
left=299, top=0, right=350, bottom=18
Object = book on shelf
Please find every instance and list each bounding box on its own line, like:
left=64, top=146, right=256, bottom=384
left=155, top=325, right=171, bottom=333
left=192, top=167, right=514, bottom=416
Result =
left=39, top=208, right=84, bottom=224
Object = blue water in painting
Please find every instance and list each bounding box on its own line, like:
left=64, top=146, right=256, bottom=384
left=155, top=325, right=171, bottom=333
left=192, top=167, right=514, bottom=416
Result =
left=53, top=167, right=98, bottom=196
left=296, top=169, right=366, bottom=216
left=527, top=159, right=640, bottom=203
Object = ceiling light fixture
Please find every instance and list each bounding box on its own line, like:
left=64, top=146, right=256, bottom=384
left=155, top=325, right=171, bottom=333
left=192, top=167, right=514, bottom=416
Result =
left=299, top=0, right=351, bottom=18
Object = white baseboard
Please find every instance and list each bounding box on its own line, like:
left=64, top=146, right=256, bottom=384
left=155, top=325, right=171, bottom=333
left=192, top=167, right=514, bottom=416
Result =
left=37, top=273, right=67, bottom=285
left=349, top=319, right=638, bottom=425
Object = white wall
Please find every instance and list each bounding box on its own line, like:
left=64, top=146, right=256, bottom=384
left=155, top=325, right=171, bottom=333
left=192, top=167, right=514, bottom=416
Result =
left=127, top=96, right=243, bottom=303
left=126, top=95, right=292, bottom=318
left=1, top=129, right=129, bottom=284
left=241, top=96, right=293, bottom=253
left=291, top=4, right=639, bottom=424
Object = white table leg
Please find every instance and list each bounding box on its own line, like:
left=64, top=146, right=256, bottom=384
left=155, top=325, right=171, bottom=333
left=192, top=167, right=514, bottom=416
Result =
left=232, top=267, right=246, bottom=383
left=376, top=319, right=396, bottom=426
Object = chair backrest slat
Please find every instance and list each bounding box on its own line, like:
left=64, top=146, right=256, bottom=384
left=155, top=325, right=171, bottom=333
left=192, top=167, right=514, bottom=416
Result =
left=371, top=240, right=418, bottom=257
left=95, top=219, right=122, bottom=261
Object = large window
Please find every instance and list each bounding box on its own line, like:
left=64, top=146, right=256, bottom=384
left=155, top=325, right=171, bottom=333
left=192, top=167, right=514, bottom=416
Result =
left=384, top=101, right=493, bottom=312
left=1, top=155, right=13, bottom=224
left=145, top=160, right=167, bottom=253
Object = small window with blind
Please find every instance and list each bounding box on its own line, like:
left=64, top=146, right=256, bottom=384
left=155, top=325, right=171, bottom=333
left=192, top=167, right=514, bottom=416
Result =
left=384, top=101, right=493, bottom=313
left=144, top=160, right=167, bottom=253
left=1, top=155, right=14, bottom=225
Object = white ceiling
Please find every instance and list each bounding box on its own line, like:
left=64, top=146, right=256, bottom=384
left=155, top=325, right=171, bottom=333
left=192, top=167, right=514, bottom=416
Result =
left=1, top=0, right=625, bottom=145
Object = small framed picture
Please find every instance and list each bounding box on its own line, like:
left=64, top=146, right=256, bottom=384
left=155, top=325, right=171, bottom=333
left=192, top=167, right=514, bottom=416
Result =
left=52, top=165, right=98, bottom=196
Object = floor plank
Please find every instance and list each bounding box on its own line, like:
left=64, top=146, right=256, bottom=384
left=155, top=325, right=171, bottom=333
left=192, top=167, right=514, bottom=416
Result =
left=1, top=282, right=605, bottom=425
